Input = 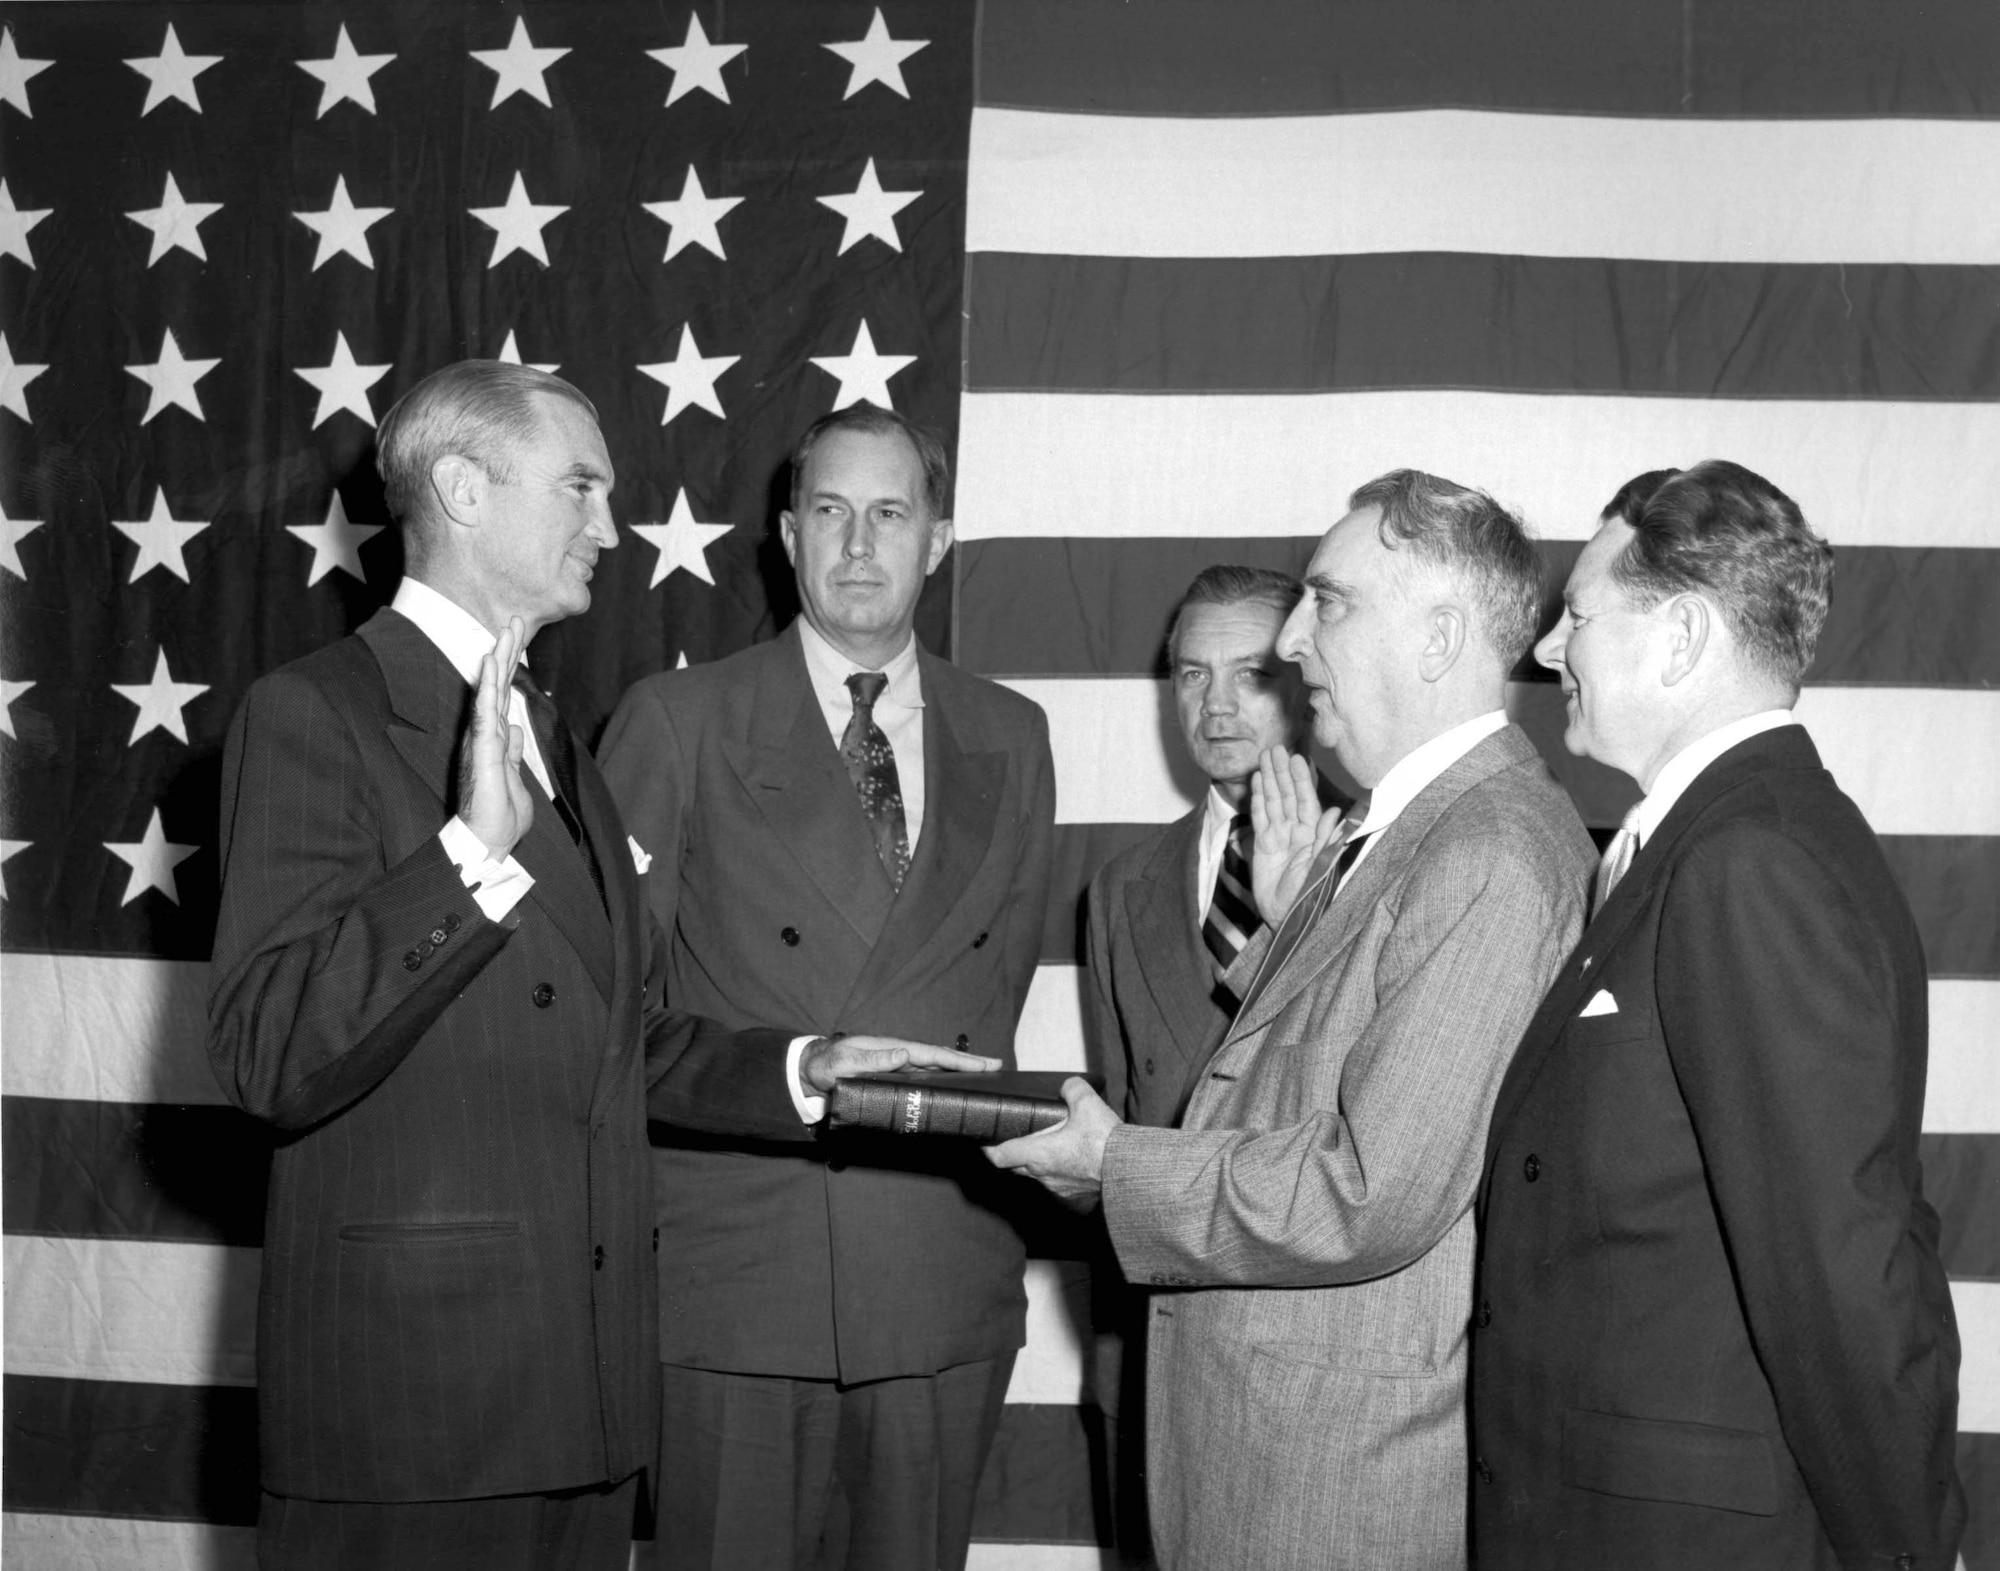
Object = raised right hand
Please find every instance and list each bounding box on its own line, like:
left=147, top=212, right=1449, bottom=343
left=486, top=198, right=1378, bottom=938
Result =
left=1249, top=745, right=1345, bottom=924
left=458, top=616, right=534, bottom=859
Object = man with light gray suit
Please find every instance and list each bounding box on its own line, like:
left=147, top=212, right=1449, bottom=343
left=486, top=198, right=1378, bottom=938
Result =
left=989, top=470, right=1595, bottom=1570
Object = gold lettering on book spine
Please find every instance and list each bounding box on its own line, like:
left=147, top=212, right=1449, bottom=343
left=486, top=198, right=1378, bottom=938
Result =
left=901, top=1088, right=924, bottom=1134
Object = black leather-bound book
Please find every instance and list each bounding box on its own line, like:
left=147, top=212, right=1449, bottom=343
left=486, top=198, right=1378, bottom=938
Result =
left=825, top=1070, right=1101, bottom=1142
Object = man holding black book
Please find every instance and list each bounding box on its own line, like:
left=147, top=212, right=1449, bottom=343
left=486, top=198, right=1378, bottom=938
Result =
left=989, top=470, right=1594, bottom=1570
left=599, top=403, right=1056, bottom=1571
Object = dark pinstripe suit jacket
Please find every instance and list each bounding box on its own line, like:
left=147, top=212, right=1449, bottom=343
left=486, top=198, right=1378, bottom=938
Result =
left=208, top=608, right=801, bottom=1503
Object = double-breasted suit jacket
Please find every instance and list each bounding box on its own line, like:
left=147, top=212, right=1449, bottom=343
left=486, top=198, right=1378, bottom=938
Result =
left=1085, top=807, right=1233, bottom=1126
left=208, top=609, right=802, bottom=1503
left=1100, top=725, right=1593, bottom=1571
left=1471, top=725, right=1965, bottom=1571
left=598, top=623, right=1056, bottom=1384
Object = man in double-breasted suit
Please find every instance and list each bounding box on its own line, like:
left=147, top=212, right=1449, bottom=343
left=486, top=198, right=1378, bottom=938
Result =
left=598, top=403, right=1055, bottom=1571
left=210, top=363, right=977, bottom=1569
left=992, top=470, right=1594, bottom=1570
left=1470, top=462, right=1964, bottom=1570
left=1084, top=564, right=1317, bottom=1127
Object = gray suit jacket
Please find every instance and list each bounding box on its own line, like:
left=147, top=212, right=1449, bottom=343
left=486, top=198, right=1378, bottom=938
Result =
left=1084, top=805, right=1232, bottom=1126
left=1100, top=725, right=1592, bottom=1571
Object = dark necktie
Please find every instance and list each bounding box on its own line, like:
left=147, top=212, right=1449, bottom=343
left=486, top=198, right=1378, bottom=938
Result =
left=1202, top=812, right=1262, bottom=987
left=841, top=672, right=912, bottom=889
left=1231, top=818, right=1367, bottom=1023
left=511, top=666, right=606, bottom=907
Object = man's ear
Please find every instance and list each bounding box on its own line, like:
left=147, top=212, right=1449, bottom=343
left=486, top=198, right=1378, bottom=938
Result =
left=924, top=517, right=955, bottom=576
left=1660, top=595, right=1712, bottom=687
left=430, top=454, right=485, bottom=527
left=779, top=509, right=799, bottom=569
left=1416, top=602, right=1467, bottom=683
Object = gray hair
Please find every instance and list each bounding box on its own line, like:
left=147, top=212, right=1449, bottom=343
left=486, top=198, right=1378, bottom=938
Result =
left=1347, top=468, right=1542, bottom=667
left=376, top=360, right=598, bottom=535
left=1611, top=459, right=1833, bottom=690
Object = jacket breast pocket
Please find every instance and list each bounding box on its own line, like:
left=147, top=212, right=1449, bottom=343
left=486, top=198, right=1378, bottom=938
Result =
left=1563, top=1007, right=1655, bottom=1049
left=1561, top=1406, right=1777, bottom=1516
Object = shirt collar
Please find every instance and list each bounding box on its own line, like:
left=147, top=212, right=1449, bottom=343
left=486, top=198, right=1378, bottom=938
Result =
left=797, top=615, right=924, bottom=711
left=1635, top=709, right=1796, bottom=846
left=1204, top=783, right=1244, bottom=836
left=1358, top=709, right=1509, bottom=840
left=392, top=577, right=510, bottom=685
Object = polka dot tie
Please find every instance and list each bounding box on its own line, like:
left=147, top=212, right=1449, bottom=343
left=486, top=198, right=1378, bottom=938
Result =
left=842, top=672, right=911, bottom=889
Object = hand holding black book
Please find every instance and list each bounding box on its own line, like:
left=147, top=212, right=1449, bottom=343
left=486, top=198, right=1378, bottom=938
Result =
left=825, top=1069, right=1102, bottom=1143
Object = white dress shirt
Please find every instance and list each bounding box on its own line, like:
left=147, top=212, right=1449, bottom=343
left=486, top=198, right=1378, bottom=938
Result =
left=796, top=616, right=928, bottom=849
left=391, top=577, right=543, bottom=922
left=1194, top=784, right=1245, bottom=922
left=1342, top=709, right=1510, bottom=883
left=1631, top=709, right=1797, bottom=848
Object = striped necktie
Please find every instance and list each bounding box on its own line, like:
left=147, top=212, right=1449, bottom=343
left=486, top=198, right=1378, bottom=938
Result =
left=1592, top=803, right=1644, bottom=920
left=1202, top=813, right=1261, bottom=978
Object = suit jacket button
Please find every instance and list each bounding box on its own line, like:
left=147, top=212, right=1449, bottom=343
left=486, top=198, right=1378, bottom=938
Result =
left=1476, top=1297, right=1492, bottom=1328
left=1144, top=1058, right=1155, bottom=1076
left=403, top=951, right=422, bottom=972
left=781, top=926, right=800, bottom=946
left=533, top=982, right=556, bottom=1008
left=1475, top=1455, right=1494, bottom=1485
left=444, top=911, right=461, bottom=934
left=1893, top=1558, right=1916, bottom=1571
left=592, top=1244, right=604, bottom=1270
left=430, top=926, right=448, bottom=946
left=955, top=1033, right=970, bottom=1050
left=972, top=931, right=989, bottom=948
left=652, top=1227, right=659, bottom=1254
left=1523, top=1153, right=1541, bottom=1182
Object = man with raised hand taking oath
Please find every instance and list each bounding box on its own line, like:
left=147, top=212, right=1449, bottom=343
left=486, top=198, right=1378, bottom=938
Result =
left=209, top=362, right=981, bottom=1570
left=1471, top=462, right=1964, bottom=1571
left=599, top=403, right=1055, bottom=1571
left=989, top=470, right=1593, bottom=1571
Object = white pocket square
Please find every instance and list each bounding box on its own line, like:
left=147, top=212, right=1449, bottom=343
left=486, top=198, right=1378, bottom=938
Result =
left=627, top=835, right=653, bottom=875
left=1579, top=989, right=1618, bottom=1018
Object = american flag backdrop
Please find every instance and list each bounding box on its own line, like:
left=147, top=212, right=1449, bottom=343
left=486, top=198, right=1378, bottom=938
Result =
left=1, top=2, right=1996, bottom=1568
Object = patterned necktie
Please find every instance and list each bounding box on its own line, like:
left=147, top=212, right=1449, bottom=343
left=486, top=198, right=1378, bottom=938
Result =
left=1231, top=816, right=1367, bottom=1023
left=1592, top=803, right=1644, bottom=920
left=1202, top=813, right=1262, bottom=980
left=841, top=672, right=912, bottom=889
left=511, top=667, right=606, bottom=907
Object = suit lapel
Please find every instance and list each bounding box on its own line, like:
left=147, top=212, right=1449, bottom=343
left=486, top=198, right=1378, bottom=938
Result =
left=1485, top=725, right=1822, bottom=1140
left=361, top=607, right=615, bottom=1009
left=850, top=657, right=1006, bottom=1003
left=720, top=631, right=897, bottom=946
left=1128, top=809, right=1226, bottom=1054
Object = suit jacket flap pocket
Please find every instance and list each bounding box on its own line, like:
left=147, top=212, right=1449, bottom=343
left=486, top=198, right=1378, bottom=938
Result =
left=1561, top=1407, right=1776, bottom=1516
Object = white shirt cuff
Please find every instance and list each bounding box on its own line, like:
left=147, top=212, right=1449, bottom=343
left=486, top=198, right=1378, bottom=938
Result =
left=440, top=817, right=534, bottom=922
left=786, top=1034, right=828, bottom=1125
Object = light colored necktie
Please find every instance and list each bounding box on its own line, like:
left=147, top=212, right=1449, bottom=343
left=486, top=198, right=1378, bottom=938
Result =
left=1592, top=804, right=1644, bottom=918
left=1231, top=815, right=1367, bottom=1021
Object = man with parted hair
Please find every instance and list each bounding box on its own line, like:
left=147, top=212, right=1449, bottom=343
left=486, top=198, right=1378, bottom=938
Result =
left=210, top=362, right=983, bottom=1568
left=599, top=400, right=1056, bottom=1571
left=1471, top=461, right=1965, bottom=1571
left=1084, top=564, right=1320, bottom=1129
left=991, top=469, right=1594, bottom=1569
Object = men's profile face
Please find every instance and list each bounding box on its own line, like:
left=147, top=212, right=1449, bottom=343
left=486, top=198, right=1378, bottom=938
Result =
left=781, top=427, right=951, bottom=664
left=1171, top=599, right=1304, bottom=796
left=1534, top=517, right=1667, bottom=777
left=475, top=392, right=618, bottom=632
left=1275, top=505, right=1420, bottom=789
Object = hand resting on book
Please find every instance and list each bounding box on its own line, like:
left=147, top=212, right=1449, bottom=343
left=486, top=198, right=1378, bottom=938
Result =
left=982, top=1077, right=1122, bottom=1206
left=800, top=1036, right=1000, bottom=1096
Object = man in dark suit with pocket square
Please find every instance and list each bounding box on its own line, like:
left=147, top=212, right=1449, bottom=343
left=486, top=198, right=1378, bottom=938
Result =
left=1470, top=461, right=1965, bottom=1571
left=209, top=362, right=982, bottom=1569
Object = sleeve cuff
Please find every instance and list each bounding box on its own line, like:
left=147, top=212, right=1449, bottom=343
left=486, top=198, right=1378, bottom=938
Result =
left=440, top=817, right=534, bottom=922
left=785, top=1034, right=828, bottom=1125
